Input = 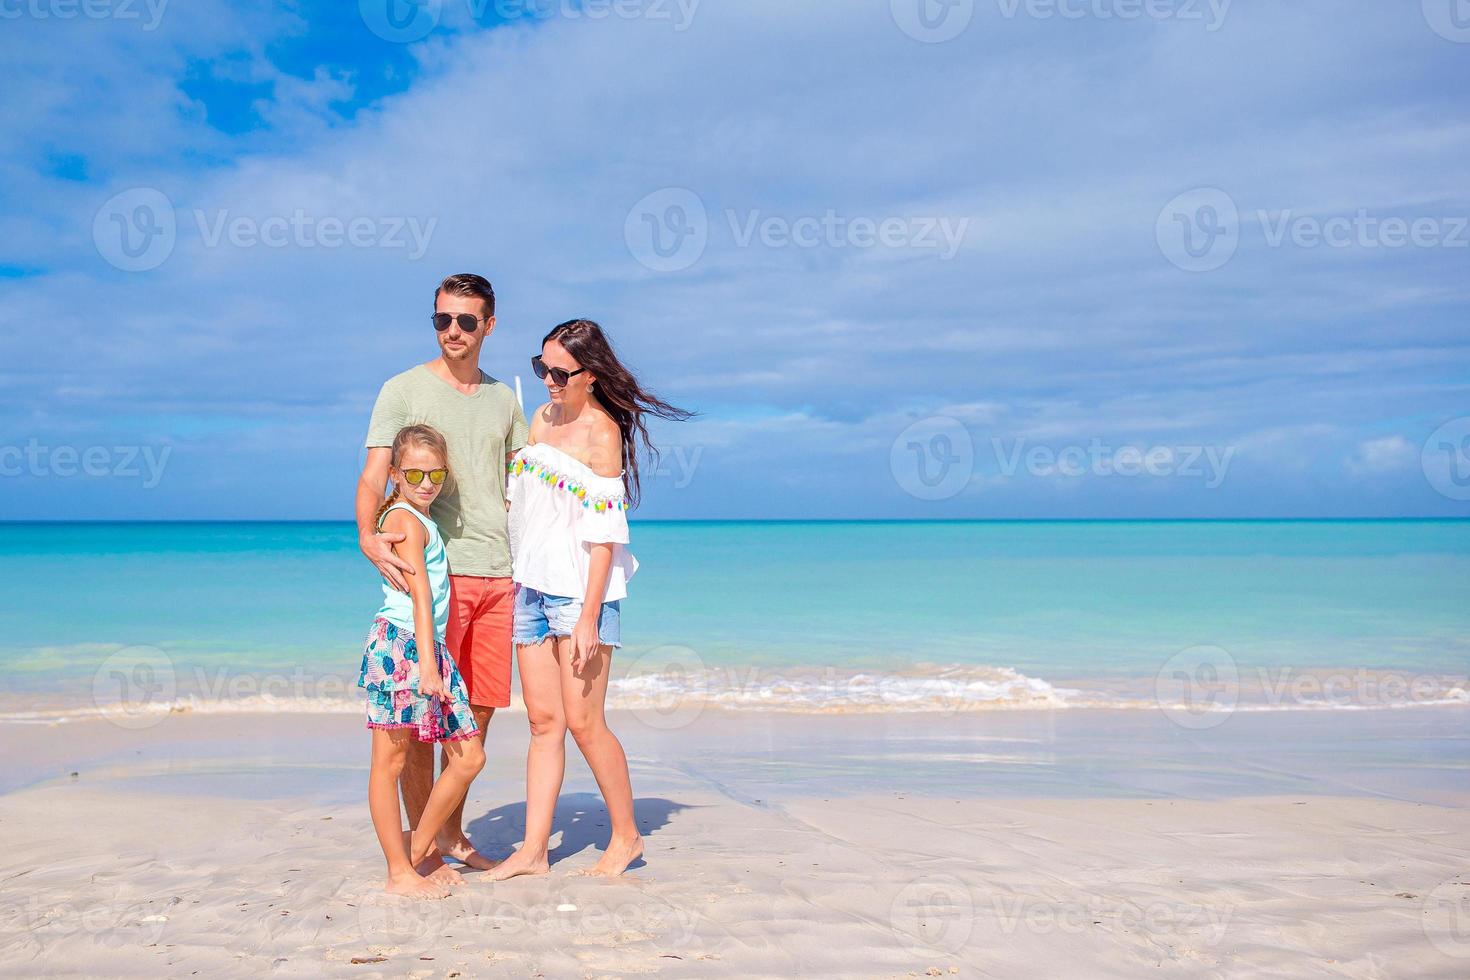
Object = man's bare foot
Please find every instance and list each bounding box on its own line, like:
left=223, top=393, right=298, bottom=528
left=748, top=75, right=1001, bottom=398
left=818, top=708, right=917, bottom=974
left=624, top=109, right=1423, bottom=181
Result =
left=437, top=835, right=499, bottom=871
left=425, top=861, right=464, bottom=887
left=484, top=845, right=549, bottom=882
left=384, top=869, right=451, bottom=900
left=575, top=834, right=644, bottom=877
left=405, top=833, right=465, bottom=886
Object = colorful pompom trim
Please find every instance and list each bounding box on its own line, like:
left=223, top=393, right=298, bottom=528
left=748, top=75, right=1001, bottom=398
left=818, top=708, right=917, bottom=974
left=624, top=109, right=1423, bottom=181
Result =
left=509, top=455, right=630, bottom=511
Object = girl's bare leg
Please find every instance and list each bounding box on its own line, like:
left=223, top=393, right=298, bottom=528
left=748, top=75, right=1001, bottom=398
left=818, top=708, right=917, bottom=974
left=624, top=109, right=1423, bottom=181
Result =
left=487, top=640, right=565, bottom=881
left=561, top=640, right=644, bottom=876
left=407, top=736, right=486, bottom=867
left=369, top=729, right=450, bottom=899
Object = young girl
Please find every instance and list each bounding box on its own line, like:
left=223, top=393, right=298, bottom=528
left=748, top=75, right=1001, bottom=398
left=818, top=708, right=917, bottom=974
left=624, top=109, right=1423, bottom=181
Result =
left=490, top=318, right=691, bottom=880
left=358, top=424, right=486, bottom=899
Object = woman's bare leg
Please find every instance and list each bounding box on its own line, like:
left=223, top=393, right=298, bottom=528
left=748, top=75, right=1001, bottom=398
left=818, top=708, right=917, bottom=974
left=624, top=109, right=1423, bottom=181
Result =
left=369, top=729, right=450, bottom=899
left=560, top=639, right=643, bottom=876
left=487, top=640, right=565, bottom=880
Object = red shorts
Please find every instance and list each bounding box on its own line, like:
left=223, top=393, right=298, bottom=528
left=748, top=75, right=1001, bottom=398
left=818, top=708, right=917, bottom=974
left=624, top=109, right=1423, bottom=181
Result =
left=446, top=575, right=515, bottom=709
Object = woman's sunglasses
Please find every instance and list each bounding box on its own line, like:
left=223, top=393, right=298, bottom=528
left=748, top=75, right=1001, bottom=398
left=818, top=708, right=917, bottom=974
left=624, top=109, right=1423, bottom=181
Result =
left=401, top=468, right=447, bottom=486
left=432, top=313, right=488, bottom=333
left=531, top=354, right=587, bottom=388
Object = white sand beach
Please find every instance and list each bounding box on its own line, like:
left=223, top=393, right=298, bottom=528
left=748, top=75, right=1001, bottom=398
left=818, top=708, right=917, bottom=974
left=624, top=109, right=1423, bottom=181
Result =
left=1, top=709, right=1468, bottom=977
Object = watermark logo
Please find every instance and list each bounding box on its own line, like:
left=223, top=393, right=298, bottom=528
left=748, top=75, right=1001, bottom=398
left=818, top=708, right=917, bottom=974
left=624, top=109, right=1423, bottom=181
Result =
left=890, top=876, right=974, bottom=956
left=619, top=645, right=709, bottom=730
left=1422, top=0, right=1470, bottom=42
left=354, top=891, right=454, bottom=945
left=891, top=0, right=975, bottom=43
left=625, top=187, right=708, bottom=273
left=891, top=416, right=975, bottom=501
left=93, top=188, right=438, bottom=272
left=1156, top=187, right=1238, bottom=273
left=1421, top=417, right=1470, bottom=501
left=1160, top=188, right=1468, bottom=272
left=93, top=187, right=176, bottom=272
left=359, top=0, right=441, bottom=42
left=1422, top=879, right=1470, bottom=958
left=1154, top=644, right=1238, bottom=729
left=91, top=645, right=177, bottom=730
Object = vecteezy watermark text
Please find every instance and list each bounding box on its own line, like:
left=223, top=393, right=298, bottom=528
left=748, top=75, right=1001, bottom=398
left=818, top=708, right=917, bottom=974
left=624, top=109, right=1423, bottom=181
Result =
left=1157, top=187, right=1469, bottom=272
left=995, top=0, right=1230, bottom=30
left=358, top=0, right=698, bottom=44
left=625, top=188, right=971, bottom=272
left=889, top=417, right=1236, bottom=501
left=889, top=0, right=1231, bottom=44
left=93, top=187, right=438, bottom=272
left=0, top=439, right=170, bottom=488
left=0, top=0, right=168, bottom=30
left=992, top=437, right=1234, bottom=487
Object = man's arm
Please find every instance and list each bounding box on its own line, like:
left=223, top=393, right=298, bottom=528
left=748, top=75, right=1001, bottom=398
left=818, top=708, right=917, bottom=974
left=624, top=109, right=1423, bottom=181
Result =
left=357, top=447, right=415, bottom=592
left=359, top=379, right=416, bottom=591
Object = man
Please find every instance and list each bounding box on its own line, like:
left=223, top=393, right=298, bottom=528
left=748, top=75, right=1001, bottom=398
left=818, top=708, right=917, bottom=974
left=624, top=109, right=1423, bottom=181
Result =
left=357, top=273, right=527, bottom=879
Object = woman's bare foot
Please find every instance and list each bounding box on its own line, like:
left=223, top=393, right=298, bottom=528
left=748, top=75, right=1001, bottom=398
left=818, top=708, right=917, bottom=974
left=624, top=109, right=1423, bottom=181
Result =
left=576, top=834, right=644, bottom=877
left=384, top=869, right=451, bottom=900
left=437, top=835, right=499, bottom=871
left=484, top=844, right=549, bottom=882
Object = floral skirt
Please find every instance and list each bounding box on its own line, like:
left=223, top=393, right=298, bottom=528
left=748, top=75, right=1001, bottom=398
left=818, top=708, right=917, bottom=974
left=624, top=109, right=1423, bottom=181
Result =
left=357, top=617, right=480, bottom=743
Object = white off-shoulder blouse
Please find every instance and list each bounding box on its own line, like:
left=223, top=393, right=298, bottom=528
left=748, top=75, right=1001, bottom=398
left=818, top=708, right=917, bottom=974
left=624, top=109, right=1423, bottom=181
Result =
left=506, top=442, right=638, bottom=602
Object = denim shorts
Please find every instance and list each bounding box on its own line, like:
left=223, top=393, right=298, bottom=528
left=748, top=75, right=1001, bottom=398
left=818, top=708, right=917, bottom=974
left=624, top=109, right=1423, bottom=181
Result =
left=512, top=584, right=621, bottom=649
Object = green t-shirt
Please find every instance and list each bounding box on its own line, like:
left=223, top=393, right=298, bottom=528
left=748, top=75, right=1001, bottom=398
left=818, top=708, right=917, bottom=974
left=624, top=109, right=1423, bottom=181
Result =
left=365, top=364, right=528, bottom=578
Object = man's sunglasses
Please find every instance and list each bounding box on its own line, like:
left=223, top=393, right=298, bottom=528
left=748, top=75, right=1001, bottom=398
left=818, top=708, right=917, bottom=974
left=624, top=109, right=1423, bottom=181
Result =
left=432, top=313, right=489, bottom=333
left=401, top=468, right=447, bottom=486
left=531, top=354, right=587, bottom=388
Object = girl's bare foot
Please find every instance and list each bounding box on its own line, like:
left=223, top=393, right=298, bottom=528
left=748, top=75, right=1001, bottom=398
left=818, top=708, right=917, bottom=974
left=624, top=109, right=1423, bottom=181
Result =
left=437, top=835, right=499, bottom=871
left=385, top=869, right=451, bottom=900
left=484, top=845, right=549, bottom=882
left=576, top=834, right=644, bottom=877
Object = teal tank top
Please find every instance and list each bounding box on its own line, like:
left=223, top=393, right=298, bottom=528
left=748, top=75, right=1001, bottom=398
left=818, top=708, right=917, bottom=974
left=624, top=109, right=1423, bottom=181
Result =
left=375, top=501, right=451, bottom=641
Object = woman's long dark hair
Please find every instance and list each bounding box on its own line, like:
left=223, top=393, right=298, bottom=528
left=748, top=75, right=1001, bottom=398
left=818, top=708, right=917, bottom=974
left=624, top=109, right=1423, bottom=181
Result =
left=543, top=318, right=693, bottom=507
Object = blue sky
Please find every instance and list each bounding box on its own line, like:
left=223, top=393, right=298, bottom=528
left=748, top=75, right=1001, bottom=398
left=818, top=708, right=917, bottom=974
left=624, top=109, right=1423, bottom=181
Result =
left=1, top=0, right=1467, bottom=520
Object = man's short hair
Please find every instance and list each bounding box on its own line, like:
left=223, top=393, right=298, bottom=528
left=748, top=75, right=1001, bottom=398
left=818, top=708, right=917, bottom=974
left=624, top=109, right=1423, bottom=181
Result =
left=435, top=273, right=495, bottom=317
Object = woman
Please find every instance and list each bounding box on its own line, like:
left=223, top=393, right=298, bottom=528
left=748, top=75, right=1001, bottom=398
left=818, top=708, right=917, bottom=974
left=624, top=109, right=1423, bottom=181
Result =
left=490, top=318, right=691, bottom=878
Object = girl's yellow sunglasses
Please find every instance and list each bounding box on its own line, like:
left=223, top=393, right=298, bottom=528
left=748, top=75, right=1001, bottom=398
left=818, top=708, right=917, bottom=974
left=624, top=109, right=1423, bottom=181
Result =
left=401, top=468, right=447, bottom=486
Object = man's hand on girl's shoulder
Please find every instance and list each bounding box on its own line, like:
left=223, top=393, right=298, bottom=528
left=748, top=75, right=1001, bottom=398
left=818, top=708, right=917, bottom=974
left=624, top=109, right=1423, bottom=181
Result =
left=362, top=528, right=413, bottom=592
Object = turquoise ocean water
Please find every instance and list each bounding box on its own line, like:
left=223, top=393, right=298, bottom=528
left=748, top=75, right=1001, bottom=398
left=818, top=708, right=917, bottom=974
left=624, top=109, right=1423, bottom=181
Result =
left=2, top=519, right=1467, bottom=720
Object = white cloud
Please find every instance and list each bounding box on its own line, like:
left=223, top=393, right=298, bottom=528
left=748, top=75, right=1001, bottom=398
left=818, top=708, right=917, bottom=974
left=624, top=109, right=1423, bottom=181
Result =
left=2, top=0, right=1468, bottom=517
left=1346, top=435, right=1416, bottom=476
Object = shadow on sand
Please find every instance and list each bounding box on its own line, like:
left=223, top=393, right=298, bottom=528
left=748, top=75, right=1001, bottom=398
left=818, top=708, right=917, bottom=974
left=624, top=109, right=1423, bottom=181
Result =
left=465, top=793, right=694, bottom=872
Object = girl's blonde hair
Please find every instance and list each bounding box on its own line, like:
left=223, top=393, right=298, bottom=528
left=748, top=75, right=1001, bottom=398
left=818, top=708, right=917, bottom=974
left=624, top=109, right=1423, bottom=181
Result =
left=375, top=424, right=452, bottom=527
